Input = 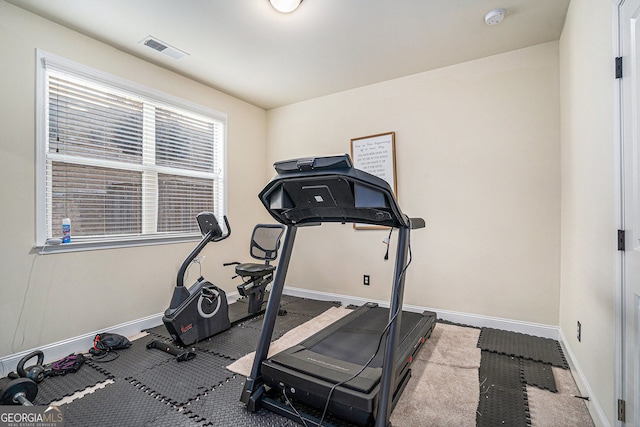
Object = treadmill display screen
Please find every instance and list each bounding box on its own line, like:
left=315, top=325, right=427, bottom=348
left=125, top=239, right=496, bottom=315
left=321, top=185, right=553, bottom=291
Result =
left=259, top=154, right=409, bottom=228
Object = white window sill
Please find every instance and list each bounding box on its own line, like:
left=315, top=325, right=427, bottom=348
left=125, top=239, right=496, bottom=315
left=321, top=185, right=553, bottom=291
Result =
left=35, top=234, right=201, bottom=255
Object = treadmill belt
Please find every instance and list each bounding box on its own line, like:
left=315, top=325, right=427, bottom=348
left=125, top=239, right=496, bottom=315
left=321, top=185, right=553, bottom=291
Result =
left=309, top=308, right=424, bottom=368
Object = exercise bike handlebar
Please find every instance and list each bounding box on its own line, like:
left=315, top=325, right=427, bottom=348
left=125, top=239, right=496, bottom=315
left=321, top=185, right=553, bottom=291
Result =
left=177, top=215, right=231, bottom=289
left=212, top=216, right=231, bottom=242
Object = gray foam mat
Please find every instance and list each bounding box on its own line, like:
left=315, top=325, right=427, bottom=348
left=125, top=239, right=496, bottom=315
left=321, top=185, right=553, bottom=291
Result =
left=195, top=325, right=263, bottom=359
left=35, top=362, right=111, bottom=405
left=477, top=328, right=568, bottom=368
left=89, top=334, right=177, bottom=378
left=521, top=359, right=557, bottom=392
left=185, top=375, right=299, bottom=426
left=61, top=380, right=177, bottom=427
left=280, top=298, right=341, bottom=317
left=480, top=351, right=524, bottom=389
left=144, top=324, right=173, bottom=340
left=0, top=360, right=111, bottom=406
left=273, top=310, right=316, bottom=336
left=129, top=350, right=234, bottom=405
left=477, top=351, right=530, bottom=427
left=243, top=310, right=318, bottom=337
left=477, top=384, right=530, bottom=427
left=143, top=408, right=202, bottom=427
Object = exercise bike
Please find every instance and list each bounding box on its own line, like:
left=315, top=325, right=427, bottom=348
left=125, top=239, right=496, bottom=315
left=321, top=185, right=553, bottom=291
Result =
left=163, top=212, right=285, bottom=346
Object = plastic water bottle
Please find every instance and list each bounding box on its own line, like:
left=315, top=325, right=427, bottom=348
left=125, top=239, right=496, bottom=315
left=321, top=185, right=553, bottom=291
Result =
left=62, top=218, right=71, bottom=243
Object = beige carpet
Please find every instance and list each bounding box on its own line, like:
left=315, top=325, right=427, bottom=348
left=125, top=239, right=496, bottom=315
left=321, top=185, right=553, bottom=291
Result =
left=390, top=323, right=481, bottom=427
left=528, top=366, right=595, bottom=427
left=227, top=308, right=594, bottom=427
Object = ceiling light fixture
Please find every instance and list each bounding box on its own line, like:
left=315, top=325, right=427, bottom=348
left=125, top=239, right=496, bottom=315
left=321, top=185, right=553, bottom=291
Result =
left=484, top=8, right=506, bottom=26
left=269, top=0, right=302, bottom=13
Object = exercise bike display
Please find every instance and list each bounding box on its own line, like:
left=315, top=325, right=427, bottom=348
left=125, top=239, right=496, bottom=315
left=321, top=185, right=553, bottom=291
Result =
left=162, top=212, right=285, bottom=346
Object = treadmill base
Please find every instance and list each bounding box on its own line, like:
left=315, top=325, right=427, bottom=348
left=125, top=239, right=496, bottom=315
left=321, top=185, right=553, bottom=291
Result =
left=260, top=304, right=436, bottom=426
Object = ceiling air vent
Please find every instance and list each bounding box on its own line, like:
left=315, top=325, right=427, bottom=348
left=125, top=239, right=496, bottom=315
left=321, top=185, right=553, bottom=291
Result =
left=140, top=36, right=188, bottom=60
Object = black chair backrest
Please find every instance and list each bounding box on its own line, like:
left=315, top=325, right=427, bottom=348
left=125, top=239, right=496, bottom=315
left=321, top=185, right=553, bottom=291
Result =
left=250, top=224, right=285, bottom=262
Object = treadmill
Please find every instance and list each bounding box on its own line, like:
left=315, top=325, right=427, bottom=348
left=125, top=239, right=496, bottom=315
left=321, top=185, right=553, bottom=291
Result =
left=241, top=154, right=437, bottom=427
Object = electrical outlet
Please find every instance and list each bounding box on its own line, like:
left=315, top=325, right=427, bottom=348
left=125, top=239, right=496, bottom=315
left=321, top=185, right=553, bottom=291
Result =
left=363, top=275, right=370, bottom=286
left=577, top=321, right=581, bottom=342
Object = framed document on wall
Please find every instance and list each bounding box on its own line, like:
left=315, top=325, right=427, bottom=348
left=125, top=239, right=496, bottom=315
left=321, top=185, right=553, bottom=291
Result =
left=350, top=131, right=397, bottom=230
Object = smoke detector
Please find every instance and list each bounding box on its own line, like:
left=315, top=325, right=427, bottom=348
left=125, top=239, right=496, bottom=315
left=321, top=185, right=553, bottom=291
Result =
left=140, top=36, right=189, bottom=60
left=484, top=8, right=506, bottom=26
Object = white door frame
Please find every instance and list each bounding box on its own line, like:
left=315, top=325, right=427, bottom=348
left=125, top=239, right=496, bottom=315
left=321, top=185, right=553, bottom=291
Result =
left=614, top=1, right=624, bottom=424
left=616, top=0, right=639, bottom=425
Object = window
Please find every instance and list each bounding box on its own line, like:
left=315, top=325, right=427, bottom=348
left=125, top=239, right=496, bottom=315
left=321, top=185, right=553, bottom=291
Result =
left=36, top=50, right=226, bottom=252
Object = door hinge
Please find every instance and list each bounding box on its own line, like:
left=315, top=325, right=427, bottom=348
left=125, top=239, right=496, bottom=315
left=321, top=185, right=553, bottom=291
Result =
left=618, top=399, right=626, bottom=422
left=616, top=57, right=623, bottom=79
left=618, top=230, right=625, bottom=251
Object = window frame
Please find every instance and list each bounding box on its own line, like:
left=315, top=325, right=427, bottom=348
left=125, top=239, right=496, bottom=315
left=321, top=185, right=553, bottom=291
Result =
left=35, top=49, right=227, bottom=254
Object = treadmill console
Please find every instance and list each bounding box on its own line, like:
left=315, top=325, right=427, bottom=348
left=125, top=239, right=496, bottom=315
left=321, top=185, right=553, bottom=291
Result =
left=259, top=154, right=410, bottom=228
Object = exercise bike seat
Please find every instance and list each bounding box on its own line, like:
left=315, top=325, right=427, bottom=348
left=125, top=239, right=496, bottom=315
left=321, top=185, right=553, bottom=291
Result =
left=235, top=263, right=276, bottom=278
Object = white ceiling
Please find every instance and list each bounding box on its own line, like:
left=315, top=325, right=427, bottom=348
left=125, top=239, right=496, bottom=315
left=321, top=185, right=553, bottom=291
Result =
left=8, top=0, right=570, bottom=110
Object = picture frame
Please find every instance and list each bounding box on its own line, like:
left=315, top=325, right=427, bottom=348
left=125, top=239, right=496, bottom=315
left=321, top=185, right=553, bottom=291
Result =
left=350, top=131, right=397, bottom=230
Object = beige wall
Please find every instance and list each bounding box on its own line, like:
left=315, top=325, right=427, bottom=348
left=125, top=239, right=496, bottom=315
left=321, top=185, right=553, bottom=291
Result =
left=559, top=0, right=617, bottom=424
left=266, top=42, right=561, bottom=325
left=0, top=2, right=270, bottom=358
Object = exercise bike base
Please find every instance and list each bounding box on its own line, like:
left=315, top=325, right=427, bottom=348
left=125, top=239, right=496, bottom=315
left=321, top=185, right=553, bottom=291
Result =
left=163, top=281, right=271, bottom=346
left=163, top=279, right=232, bottom=346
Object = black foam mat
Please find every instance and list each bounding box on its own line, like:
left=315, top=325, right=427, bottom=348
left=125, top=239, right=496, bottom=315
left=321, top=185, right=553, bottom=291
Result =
left=89, top=334, right=177, bottom=379
left=477, top=328, right=568, bottom=368
left=281, top=298, right=341, bottom=317
left=477, top=384, right=530, bottom=427
left=279, top=294, right=302, bottom=305
left=521, top=359, right=557, bottom=392
left=144, top=324, right=173, bottom=340
left=61, top=380, right=176, bottom=427
left=0, top=360, right=111, bottom=406
left=236, top=310, right=310, bottom=334
left=143, top=409, right=202, bottom=427
left=195, top=325, right=263, bottom=359
left=477, top=351, right=531, bottom=427
left=129, top=350, right=234, bottom=405
left=35, top=362, right=111, bottom=405
left=185, top=375, right=299, bottom=426
left=480, top=351, right=524, bottom=389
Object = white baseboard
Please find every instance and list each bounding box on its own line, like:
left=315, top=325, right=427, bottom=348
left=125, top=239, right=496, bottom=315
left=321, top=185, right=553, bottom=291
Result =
left=283, top=286, right=559, bottom=339
left=0, top=313, right=164, bottom=378
left=558, top=329, right=609, bottom=427
left=0, top=292, right=245, bottom=378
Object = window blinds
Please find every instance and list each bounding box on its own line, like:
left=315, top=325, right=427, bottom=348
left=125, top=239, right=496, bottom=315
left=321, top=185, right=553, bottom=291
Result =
left=40, top=54, right=225, bottom=245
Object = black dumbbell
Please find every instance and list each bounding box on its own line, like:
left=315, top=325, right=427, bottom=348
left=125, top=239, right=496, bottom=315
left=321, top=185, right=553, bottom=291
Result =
left=1, top=378, right=38, bottom=406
